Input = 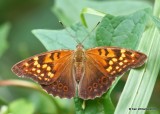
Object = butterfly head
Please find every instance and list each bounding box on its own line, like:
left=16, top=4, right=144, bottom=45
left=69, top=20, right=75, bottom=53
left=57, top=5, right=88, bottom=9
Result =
left=76, top=43, right=84, bottom=50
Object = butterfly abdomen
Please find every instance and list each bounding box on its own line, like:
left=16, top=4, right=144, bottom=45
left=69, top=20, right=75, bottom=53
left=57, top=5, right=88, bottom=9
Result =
left=74, top=45, right=85, bottom=83
left=74, top=62, right=84, bottom=83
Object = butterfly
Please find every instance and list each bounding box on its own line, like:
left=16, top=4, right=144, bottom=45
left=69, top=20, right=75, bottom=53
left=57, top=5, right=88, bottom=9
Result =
left=12, top=42, right=147, bottom=100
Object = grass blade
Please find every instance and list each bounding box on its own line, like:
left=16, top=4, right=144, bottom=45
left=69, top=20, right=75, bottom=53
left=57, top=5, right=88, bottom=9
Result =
left=115, top=1, right=160, bottom=113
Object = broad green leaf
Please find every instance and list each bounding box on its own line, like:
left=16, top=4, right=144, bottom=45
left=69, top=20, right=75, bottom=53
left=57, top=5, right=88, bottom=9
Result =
left=74, top=96, right=104, bottom=114
left=80, top=7, right=106, bottom=27
left=96, top=8, right=151, bottom=49
left=32, top=23, right=97, bottom=50
left=0, top=23, right=10, bottom=57
left=8, top=99, right=35, bottom=114
left=53, top=0, right=151, bottom=27
left=84, top=100, right=104, bottom=114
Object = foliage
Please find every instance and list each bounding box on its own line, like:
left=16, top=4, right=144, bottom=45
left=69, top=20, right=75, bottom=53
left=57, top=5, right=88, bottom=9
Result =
left=0, top=23, right=10, bottom=57
left=0, top=0, right=160, bottom=114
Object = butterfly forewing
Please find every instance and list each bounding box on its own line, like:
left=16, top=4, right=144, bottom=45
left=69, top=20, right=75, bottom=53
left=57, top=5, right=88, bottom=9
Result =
left=86, top=47, right=147, bottom=77
left=12, top=50, right=74, bottom=84
left=12, top=50, right=77, bottom=98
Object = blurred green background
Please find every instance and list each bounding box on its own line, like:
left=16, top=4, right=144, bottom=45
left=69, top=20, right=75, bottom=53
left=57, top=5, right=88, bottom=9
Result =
left=0, top=0, right=159, bottom=114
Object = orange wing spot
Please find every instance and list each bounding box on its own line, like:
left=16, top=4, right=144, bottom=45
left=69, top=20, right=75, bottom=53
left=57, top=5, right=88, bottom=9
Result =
left=44, top=54, right=53, bottom=63
left=24, top=62, right=29, bottom=67
left=107, top=49, right=115, bottom=57
left=100, top=49, right=106, bottom=56
left=109, top=60, right=113, bottom=65
left=42, top=64, right=47, bottom=68
left=48, top=72, right=51, bottom=76
left=44, top=78, right=48, bottom=81
left=94, top=50, right=100, bottom=55
left=116, top=66, right=119, bottom=69
left=106, top=66, right=112, bottom=72
left=123, top=65, right=127, bottom=68
left=106, top=69, right=110, bottom=72
left=53, top=53, right=59, bottom=60
left=101, top=59, right=107, bottom=66
left=32, top=68, right=36, bottom=71
left=111, top=71, right=116, bottom=75
left=53, top=64, right=59, bottom=71
left=132, top=60, right=135, bottom=62
left=48, top=72, right=54, bottom=78
left=49, top=74, right=54, bottom=78
left=46, top=66, right=51, bottom=71
left=33, top=56, right=39, bottom=61
left=37, top=64, right=41, bottom=68
left=40, top=73, right=44, bottom=77
left=34, top=61, right=38, bottom=66
left=121, top=53, right=126, bottom=57
left=119, top=57, right=123, bottom=60
left=124, top=60, right=128, bottom=63
left=37, top=70, right=41, bottom=73
left=112, top=58, right=118, bottom=62
left=118, top=69, right=122, bottom=72
left=38, top=77, right=42, bottom=80
left=119, top=62, right=123, bottom=66
left=25, top=69, right=28, bottom=72
left=131, top=53, right=135, bottom=57
left=121, top=49, right=126, bottom=53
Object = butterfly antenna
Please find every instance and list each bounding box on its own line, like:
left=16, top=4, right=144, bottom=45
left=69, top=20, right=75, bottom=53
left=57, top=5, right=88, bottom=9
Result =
left=81, top=22, right=100, bottom=44
left=59, top=21, right=80, bottom=44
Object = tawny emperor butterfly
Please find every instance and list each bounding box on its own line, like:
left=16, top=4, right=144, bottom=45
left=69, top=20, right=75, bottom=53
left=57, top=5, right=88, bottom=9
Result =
left=11, top=25, right=147, bottom=100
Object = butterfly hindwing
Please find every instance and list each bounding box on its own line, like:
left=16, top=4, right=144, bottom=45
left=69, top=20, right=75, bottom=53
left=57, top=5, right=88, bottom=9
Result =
left=78, top=56, right=115, bottom=99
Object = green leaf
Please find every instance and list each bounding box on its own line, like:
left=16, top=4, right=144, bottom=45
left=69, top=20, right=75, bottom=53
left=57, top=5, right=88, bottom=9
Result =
left=53, top=0, right=151, bottom=27
left=84, top=100, right=104, bottom=114
left=32, top=23, right=97, bottom=50
left=0, top=23, right=10, bottom=57
left=96, top=8, right=151, bottom=49
left=0, top=98, right=7, bottom=106
left=74, top=97, right=105, bottom=114
left=80, top=7, right=106, bottom=27
left=152, top=16, right=160, bottom=30
left=8, top=99, right=35, bottom=114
